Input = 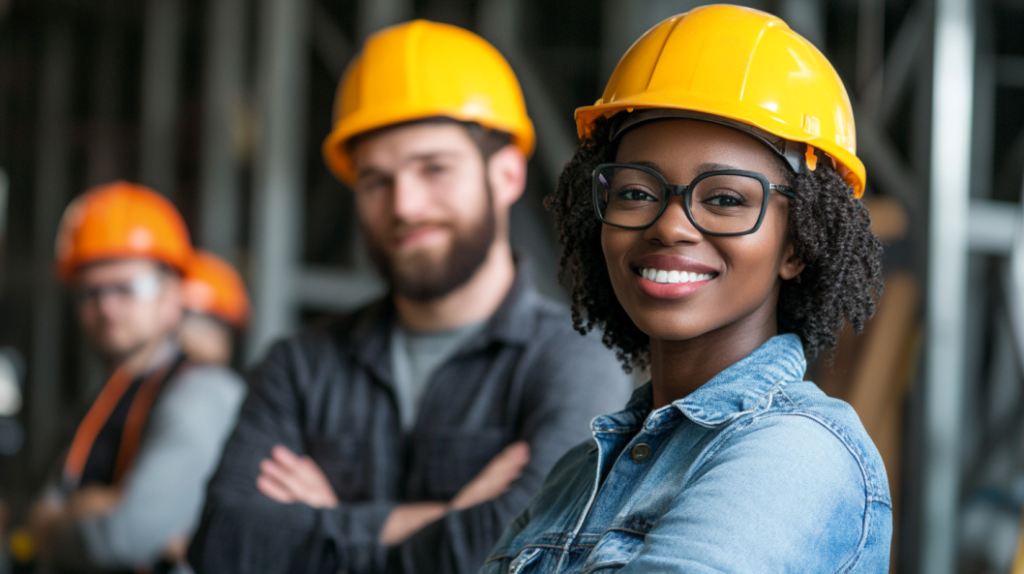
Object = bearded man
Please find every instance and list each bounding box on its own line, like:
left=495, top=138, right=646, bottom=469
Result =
left=187, top=21, right=630, bottom=574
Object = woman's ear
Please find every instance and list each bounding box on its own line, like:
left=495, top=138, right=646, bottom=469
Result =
left=779, top=242, right=805, bottom=281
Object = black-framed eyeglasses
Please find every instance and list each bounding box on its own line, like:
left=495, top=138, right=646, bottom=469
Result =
left=592, top=163, right=795, bottom=236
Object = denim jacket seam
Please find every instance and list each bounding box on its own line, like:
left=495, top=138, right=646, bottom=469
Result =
left=687, top=408, right=881, bottom=569
left=775, top=385, right=798, bottom=407
left=756, top=409, right=882, bottom=574
left=766, top=409, right=886, bottom=498
left=605, top=526, right=650, bottom=537
left=838, top=487, right=874, bottom=574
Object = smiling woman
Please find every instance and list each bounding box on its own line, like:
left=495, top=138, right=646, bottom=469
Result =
left=482, top=5, right=890, bottom=574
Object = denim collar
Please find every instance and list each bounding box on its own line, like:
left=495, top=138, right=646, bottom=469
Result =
left=592, top=334, right=806, bottom=434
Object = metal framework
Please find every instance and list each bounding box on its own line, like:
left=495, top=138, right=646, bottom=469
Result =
left=8, top=0, right=1024, bottom=571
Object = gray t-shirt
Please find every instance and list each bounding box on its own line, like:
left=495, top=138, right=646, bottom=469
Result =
left=390, top=321, right=485, bottom=430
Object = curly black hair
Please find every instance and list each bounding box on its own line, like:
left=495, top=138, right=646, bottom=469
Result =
left=547, top=117, right=884, bottom=372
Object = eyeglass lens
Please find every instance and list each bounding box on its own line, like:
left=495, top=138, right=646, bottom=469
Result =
left=74, top=273, right=163, bottom=305
left=596, top=166, right=766, bottom=234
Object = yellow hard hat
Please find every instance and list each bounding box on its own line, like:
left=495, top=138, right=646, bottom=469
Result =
left=322, top=20, right=535, bottom=184
left=576, top=4, right=866, bottom=197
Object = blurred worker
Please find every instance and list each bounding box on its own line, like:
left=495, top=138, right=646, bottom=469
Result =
left=189, top=20, right=631, bottom=574
left=30, top=182, right=245, bottom=573
left=179, top=250, right=250, bottom=365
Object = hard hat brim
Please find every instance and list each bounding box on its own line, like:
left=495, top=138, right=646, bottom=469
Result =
left=575, top=101, right=866, bottom=198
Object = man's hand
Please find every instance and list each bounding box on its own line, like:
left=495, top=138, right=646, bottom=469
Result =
left=29, top=486, right=123, bottom=557
left=257, top=446, right=339, bottom=509
left=68, top=486, right=122, bottom=519
left=29, top=497, right=65, bottom=555
left=451, top=441, right=529, bottom=510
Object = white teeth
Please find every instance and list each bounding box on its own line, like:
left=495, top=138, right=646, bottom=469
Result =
left=640, top=268, right=715, bottom=284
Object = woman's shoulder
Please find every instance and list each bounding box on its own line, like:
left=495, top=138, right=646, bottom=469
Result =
left=711, top=379, right=891, bottom=506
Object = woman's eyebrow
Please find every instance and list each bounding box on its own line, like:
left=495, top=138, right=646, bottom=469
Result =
left=694, top=162, right=736, bottom=172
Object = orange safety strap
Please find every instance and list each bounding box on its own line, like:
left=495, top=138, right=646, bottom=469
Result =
left=63, top=362, right=175, bottom=487
left=63, top=368, right=133, bottom=485
left=111, top=365, right=170, bottom=482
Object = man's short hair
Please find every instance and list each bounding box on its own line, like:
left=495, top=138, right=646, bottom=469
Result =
left=346, top=117, right=514, bottom=163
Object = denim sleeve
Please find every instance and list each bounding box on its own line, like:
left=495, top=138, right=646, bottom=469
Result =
left=619, top=413, right=892, bottom=574
left=187, top=339, right=397, bottom=574
left=50, top=367, right=245, bottom=569
left=387, top=327, right=632, bottom=574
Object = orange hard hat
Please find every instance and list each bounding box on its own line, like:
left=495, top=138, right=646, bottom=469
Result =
left=55, top=181, right=193, bottom=281
left=182, top=250, right=250, bottom=330
left=322, top=20, right=535, bottom=184
left=576, top=4, right=866, bottom=197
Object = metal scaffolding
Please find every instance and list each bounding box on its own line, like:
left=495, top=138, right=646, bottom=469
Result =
left=9, top=0, right=1024, bottom=570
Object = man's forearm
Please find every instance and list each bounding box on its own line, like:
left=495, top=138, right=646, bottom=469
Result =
left=379, top=502, right=449, bottom=546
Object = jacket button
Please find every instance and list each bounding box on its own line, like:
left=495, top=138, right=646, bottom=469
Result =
left=631, top=442, right=651, bottom=463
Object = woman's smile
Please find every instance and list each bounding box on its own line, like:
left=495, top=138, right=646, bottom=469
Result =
left=631, top=253, right=719, bottom=299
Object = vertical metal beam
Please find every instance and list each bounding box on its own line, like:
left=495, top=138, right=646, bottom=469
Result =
left=311, top=2, right=354, bottom=80
left=778, top=0, right=825, bottom=49
left=247, top=0, right=309, bottom=362
left=0, top=168, right=8, bottom=251
left=476, top=0, right=574, bottom=300
left=139, top=0, right=183, bottom=196
left=923, top=0, right=976, bottom=572
left=199, top=0, right=248, bottom=262
left=600, top=0, right=638, bottom=82
left=31, top=23, right=74, bottom=469
left=85, top=27, right=122, bottom=186
left=356, top=0, right=412, bottom=42
left=857, top=0, right=886, bottom=107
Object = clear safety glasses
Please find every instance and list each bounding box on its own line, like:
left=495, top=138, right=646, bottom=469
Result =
left=74, top=272, right=164, bottom=306
left=592, top=163, right=795, bottom=236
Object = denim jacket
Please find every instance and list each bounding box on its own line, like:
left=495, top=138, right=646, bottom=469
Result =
left=482, top=334, right=892, bottom=573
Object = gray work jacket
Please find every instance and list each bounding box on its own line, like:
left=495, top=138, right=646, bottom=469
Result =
left=188, top=268, right=632, bottom=574
left=49, top=343, right=246, bottom=573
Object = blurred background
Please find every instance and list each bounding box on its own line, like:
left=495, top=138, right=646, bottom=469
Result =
left=0, top=0, right=1021, bottom=572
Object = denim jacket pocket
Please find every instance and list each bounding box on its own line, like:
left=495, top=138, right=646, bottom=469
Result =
left=306, top=434, right=371, bottom=501
left=581, top=529, right=646, bottom=573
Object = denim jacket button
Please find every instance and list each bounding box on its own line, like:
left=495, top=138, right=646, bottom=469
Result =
left=631, top=442, right=651, bottom=463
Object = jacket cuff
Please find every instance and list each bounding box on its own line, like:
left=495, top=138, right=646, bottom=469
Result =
left=320, top=500, right=398, bottom=570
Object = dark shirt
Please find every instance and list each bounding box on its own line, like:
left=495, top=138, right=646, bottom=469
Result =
left=187, top=268, right=632, bottom=574
left=80, top=376, right=145, bottom=488
left=77, top=356, right=185, bottom=489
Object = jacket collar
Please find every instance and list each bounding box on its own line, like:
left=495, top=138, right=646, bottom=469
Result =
left=350, top=257, right=540, bottom=384
left=592, top=334, right=806, bottom=433
left=673, top=333, right=806, bottom=426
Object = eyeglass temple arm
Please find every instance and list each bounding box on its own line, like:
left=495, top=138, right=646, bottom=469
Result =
left=771, top=184, right=795, bottom=198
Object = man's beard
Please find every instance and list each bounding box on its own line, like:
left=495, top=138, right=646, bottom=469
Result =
left=365, top=194, right=496, bottom=302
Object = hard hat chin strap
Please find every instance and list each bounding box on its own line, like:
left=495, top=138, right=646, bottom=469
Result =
left=609, top=108, right=836, bottom=178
